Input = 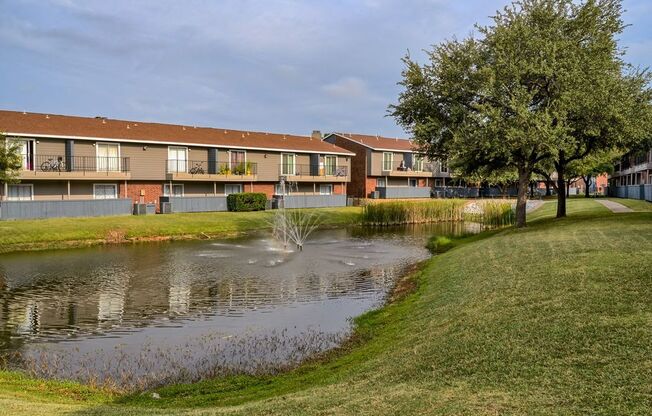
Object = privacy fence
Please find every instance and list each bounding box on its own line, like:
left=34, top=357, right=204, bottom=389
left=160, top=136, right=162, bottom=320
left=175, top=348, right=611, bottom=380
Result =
left=606, top=185, right=652, bottom=202
left=0, top=199, right=133, bottom=220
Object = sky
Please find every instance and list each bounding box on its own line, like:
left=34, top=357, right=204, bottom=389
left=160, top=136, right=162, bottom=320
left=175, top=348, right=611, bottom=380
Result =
left=1, top=0, right=651, bottom=138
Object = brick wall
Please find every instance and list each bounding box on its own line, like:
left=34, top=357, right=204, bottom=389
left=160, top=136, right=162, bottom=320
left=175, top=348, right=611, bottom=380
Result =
left=324, top=134, right=368, bottom=198
left=120, top=181, right=163, bottom=210
left=251, top=183, right=275, bottom=198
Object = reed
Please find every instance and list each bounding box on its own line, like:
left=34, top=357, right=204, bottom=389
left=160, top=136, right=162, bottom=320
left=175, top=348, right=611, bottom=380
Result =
left=465, top=200, right=515, bottom=227
left=361, top=199, right=466, bottom=225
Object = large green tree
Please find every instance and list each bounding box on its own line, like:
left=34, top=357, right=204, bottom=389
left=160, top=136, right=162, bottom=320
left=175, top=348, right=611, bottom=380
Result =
left=0, top=133, right=22, bottom=189
left=390, top=0, right=651, bottom=227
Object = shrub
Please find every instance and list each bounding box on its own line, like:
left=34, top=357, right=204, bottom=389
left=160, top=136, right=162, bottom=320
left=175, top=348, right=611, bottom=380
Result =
left=426, top=235, right=453, bottom=253
left=227, top=192, right=267, bottom=212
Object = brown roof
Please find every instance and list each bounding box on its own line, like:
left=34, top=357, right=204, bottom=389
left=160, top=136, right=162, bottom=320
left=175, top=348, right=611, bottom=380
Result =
left=0, top=110, right=354, bottom=155
left=328, top=132, right=416, bottom=152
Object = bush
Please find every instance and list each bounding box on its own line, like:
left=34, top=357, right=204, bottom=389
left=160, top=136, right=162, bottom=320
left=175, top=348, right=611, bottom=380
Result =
left=227, top=192, right=267, bottom=212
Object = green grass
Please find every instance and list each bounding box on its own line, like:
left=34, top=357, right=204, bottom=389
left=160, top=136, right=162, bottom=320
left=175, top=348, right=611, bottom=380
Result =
left=0, top=207, right=362, bottom=254
left=526, top=198, right=611, bottom=222
left=607, top=198, right=652, bottom=212
left=1, top=199, right=651, bottom=415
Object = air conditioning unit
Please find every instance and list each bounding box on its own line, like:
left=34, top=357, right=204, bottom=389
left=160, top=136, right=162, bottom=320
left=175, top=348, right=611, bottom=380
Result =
left=160, top=202, right=172, bottom=214
left=133, top=203, right=147, bottom=215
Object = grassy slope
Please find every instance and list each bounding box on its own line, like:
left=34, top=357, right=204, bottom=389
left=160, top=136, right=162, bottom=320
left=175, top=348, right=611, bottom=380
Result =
left=0, top=207, right=361, bottom=254
left=1, top=199, right=651, bottom=415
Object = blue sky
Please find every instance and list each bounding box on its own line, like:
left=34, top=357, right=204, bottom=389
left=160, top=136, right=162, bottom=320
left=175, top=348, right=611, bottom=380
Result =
left=1, top=0, right=650, bottom=137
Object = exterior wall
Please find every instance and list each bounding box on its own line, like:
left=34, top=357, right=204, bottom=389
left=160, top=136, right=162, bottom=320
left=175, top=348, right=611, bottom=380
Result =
left=35, top=138, right=66, bottom=156
left=122, top=181, right=163, bottom=207
left=324, top=135, right=368, bottom=197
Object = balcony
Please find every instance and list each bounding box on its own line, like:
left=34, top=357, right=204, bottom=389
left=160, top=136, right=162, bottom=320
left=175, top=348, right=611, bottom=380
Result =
left=19, top=155, right=131, bottom=180
left=381, top=162, right=449, bottom=177
left=279, top=164, right=349, bottom=182
left=166, top=160, right=257, bottom=181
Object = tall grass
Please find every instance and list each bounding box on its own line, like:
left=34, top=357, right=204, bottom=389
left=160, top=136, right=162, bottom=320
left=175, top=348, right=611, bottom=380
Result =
left=464, top=200, right=515, bottom=227
left=362, top=200, right=466, bottom=225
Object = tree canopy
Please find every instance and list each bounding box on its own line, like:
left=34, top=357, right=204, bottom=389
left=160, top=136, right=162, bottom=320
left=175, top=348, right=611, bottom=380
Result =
left=0, top=133, right=23, bottom=186
left=391, top=0, right=652, bottom=226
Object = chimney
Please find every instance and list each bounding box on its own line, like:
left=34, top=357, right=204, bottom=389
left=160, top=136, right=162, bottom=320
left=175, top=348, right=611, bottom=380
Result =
left=311, top=130, right=322, bottom=140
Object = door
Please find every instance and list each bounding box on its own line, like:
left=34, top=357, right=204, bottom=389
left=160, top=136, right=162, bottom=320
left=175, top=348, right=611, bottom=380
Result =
left=97, top=143, right=120, bottom=172
left=168, top=146, right=188, bottom=173
left=229, top=150, right=246, bottom=174
left=281, top=153, right=296, bottom=175
left=13, top=139, right=34, bottom=170
left=324, top=155, right=337, bottom=176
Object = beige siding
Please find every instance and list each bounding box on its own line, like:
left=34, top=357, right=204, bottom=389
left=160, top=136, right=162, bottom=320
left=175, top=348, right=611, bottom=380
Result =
left=245, top=150, right=279, bottom=181
left=36, top=138, right=65, bottom=157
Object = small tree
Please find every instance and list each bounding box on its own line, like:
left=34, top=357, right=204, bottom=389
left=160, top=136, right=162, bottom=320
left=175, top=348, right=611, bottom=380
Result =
left=0, top=133, right=22, bottom=194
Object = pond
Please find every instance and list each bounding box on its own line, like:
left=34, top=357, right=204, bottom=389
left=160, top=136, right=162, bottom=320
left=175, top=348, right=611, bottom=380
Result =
left=0, top=222, right=477, bottom=389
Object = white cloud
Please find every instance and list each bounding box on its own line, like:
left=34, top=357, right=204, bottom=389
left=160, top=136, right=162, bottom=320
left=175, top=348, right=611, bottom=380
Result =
left=322, top=77, right=370, bottom=99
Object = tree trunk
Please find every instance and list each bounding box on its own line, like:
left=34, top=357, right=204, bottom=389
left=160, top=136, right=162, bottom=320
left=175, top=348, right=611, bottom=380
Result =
left=516, top=166, right=530, bottom=228
left=556, top=164, right=567, bottom=218
left=583, top=176, right=591, bottom=198
left=545, top=181, right=551, bottom=196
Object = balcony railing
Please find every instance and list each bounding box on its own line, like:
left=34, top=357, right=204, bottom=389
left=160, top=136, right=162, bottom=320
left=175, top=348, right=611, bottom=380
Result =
left=382, top=162, right=443, bottom=174
left=279, top=164, right=348, bottom=177
left=23, top=155, right=130, bottom=173
left=166, top=160, right=258, bottom=176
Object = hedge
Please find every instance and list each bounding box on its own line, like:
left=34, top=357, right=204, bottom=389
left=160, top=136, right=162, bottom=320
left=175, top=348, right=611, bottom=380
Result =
left=227, top=192, right=267, bottom=212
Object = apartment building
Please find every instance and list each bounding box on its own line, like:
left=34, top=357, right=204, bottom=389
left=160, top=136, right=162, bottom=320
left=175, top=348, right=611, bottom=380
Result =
left=608, top=149, right=652, bottom=201
left=323, top=133, right=449, bottom=198
left=0, top=111, right=353, bottom=218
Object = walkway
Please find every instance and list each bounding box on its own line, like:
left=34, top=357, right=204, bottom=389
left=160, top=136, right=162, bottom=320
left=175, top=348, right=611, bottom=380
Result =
left=596, top=199, right=634, bottom=213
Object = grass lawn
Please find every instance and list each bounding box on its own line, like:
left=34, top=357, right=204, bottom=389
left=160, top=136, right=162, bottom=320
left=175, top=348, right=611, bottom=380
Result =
left=0, top=207, right=362, bottom=254
left=607, top=197, right=652, bottom=212
left=1, top=199, right=651, bottom=415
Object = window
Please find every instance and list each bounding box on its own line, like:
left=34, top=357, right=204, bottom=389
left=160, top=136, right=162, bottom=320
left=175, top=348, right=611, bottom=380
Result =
left=225, top=184, right=242, bottom=195
left=281, top=153, right=296, bottom=175
left=413, top=154, right=424, bottom=172
left=8, top=184, right=33, bottom=201
left=376, top=178, right=386, bottom=188
left=168, top=146, right=188, bottom=173
left=323, top=155, right=337, bottom=176
left=439, top=161, right=448, bottom=173
left=163, top=184, right=184, bottom=197
left=409, top=179, right=418, bottom=187
left=93, top=184, right=118, bottom=200
left=97, top=143, right=120, bottom=172
left=320, top=184, right=333, bottom=195
left=382, top=152, right=393, bottom=171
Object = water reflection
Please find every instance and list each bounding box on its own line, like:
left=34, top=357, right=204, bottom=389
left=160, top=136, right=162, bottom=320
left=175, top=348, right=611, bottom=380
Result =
left=0, top=223, right=476, bottom=387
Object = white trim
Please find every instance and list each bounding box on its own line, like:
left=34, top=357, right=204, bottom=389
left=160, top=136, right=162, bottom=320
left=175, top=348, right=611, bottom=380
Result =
left=95, top=142, right=121, bottom=172
left=6, top=132, right=355, bottom=156
left=93, top=183, right=118, bottom=200
left=7, top=184, right=34, bottom=201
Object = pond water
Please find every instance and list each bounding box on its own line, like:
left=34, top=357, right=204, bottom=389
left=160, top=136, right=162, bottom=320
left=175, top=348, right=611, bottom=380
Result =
left=0, top=222, right=476, bottom=389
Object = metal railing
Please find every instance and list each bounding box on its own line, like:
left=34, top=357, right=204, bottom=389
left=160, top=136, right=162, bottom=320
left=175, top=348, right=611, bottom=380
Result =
left=22, top=155, right=130, bottom=173
left=382, top=162, right=438, bottom=173
left=278, top=164, right=348, bottom=177
left=166, top=160, right=258, bottom=175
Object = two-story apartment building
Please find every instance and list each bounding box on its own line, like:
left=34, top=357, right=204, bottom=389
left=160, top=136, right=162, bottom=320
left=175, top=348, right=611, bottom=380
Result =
left=608, top=149, right=652, bottom=201
left=0, top=111, right=353, bottom=218
left=323, top=133, right=449, bottom=198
